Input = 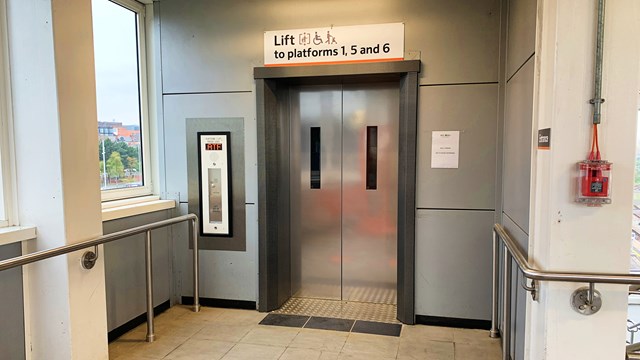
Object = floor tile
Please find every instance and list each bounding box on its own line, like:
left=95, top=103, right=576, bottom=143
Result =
left=452, top=328, right=497, bottom=344
left=336, top=352, right=396, bottom=360
left=164, top=338, right=234, bottom=360
left=220, top=343, right=285, bottom=360
left=305, top=317, right=355, bottom=332
left=341, top=332, right=399, bottom=358
left=239, top=326, right=300, bottom=347
left=454, top=342, right=502, bottom=360
left=211, top=309, right=267, bottom=326
left=260, top=313, right=310, bottom=328
left=289, top=328, right=349, bottom=352
left=192, top=323, right=255, bottom=342
left=351, top=320, right=401, bottom=337
left=279, top=347, right=323, bottom=360
left=400, top=324, right=455, bottom=342
left=397, top=339, right=454, bottom=360
left=124, top=335, right=189, bottom=359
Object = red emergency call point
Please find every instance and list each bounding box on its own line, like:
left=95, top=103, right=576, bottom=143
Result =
left=577, top=160, right=612, bottom=206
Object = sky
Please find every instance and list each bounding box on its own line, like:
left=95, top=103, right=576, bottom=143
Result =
left=92, top=0, right=141, bottom=126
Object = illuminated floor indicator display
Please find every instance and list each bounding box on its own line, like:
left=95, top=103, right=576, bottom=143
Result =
left=198, top=132, right=232, bottom=236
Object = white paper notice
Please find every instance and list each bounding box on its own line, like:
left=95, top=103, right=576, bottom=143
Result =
left=431, top=131, right=460, bottom=168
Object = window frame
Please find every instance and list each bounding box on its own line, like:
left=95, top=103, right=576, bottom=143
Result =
left=0, top=0, right=16, bottom=227
left=97, top=0, right=154, bottom=202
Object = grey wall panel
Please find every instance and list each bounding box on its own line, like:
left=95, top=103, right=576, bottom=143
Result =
left=0, top=243, right=25, bottom=360
left=506, top=0, right=537, bottom=79
left=415, top=209, right=494, bottom=320
left=163, top=93, right=257, bottom=205
left=174, top=202, right=257, bottom=302
left=104, top=210, right=173, bottom=331
left=416, top=84, right=498, bottom=210
left=503, top=57, right=534, bottom=233
left=159, top=0, right=500, bottom=92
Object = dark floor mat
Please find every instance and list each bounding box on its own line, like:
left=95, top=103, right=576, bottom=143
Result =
left=304, top=316, right=355, bottom=332
left=351, top=320, right=402, bottom=337
left=259, top=313, right=310, bottom=328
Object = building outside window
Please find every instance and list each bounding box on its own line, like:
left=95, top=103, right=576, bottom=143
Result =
left=92, top=0, right=151, bottom=200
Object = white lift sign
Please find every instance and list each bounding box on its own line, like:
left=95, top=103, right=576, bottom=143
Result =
left=264, top=23, right=404, bottom=67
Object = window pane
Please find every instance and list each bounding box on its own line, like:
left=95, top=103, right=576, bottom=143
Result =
left=92, top=0, right=143, bottom=191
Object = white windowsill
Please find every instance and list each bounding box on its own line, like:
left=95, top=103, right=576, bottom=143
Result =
left=102, top=195, right=176, bottom=222
left=0, top=225, right=36, bottom=246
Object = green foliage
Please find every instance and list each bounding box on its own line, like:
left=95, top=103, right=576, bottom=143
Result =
left=98, top=138, right=139, bottom=162
left=106, top=152, right=125, bottom=179
left=126, top=156, right=139, bottom=171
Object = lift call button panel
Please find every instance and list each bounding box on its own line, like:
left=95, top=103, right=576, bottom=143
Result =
left=198, top=132, right=232, bottom=236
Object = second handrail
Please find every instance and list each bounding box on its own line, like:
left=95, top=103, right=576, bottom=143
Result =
left=0, top=213, right=201, bottom=343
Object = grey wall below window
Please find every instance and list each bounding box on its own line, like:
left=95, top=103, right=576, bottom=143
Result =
left=103, top=210, right=173, bottom=332
left=0, top=242, right=25, bottom=360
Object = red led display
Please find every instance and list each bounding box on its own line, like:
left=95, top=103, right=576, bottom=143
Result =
left=205, top=143, right=223, bottom=151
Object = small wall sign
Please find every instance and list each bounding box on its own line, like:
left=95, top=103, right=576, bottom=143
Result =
left=538, top=128, right=551, bottom=150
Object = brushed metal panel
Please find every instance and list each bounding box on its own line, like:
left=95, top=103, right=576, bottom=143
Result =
left=0, top=243, right=25, bottom=360
left=290, top=85, right=343, bottom=300
left=506, top=0, right=537, bottom=79
left=415, top=209, right=494, bottom=320
left=342, top=83, right=399, bottom=304
left=159, top=0, right=499, bottom=92
left=416, top=84, right=499, bottom=210
left=503, top=57, right=534, bottom=234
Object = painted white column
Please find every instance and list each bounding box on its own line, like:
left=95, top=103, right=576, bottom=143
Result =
left=527, top=0, right=640, bottom=359
left=8, top=0, right=108, bottom=359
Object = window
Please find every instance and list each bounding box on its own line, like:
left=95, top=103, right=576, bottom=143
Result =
left=92, top=0, right=152, bottom=200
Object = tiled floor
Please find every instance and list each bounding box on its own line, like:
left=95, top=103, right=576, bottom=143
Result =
left=108, top=305, right=502, bottom=360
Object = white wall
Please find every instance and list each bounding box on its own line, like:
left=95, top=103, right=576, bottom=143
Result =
left=527, top=1, right=640, bottom=359
left=8, top=0, right=108, bottom=358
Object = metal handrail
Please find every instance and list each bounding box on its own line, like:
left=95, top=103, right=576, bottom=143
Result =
left=0, top=213, right=201, bottom=343
left=491, top=223, right=640, bottom=360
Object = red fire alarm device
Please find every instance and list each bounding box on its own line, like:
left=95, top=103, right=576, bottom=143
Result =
left=577, top=160, right=612, bottom=206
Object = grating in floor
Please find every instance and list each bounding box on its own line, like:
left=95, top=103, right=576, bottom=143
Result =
left=271, top=297, right=400, bottom=324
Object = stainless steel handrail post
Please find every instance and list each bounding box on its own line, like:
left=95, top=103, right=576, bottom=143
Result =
left=490, top=229, right=500, bottom=338
left=192, top=218, right=200, bottom=313
left=502, top=247, right=512, bottom=360
left=145, top=230, right=155, bottom=343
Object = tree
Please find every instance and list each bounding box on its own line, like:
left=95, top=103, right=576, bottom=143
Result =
left=127, top=156, right=139, bottom=172
left=106, top=152, right=125, bottom=181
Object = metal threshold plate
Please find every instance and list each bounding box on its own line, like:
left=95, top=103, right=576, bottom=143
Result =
left=272, top=297, right=399, bottom=324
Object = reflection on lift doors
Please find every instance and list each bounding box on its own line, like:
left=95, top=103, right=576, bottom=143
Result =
left=290, top=83, right=399, bottom=304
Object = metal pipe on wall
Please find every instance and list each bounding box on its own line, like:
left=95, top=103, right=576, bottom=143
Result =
left=591, top=0, right=606, bottom=124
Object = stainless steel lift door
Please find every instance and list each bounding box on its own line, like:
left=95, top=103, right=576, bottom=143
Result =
left=290, top=83, right=399, bottom=304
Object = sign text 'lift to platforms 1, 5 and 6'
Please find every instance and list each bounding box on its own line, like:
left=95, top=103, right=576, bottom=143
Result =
left=264, top=23, right=404, bottom=66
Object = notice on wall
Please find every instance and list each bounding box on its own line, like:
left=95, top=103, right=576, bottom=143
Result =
left=431, top=131, right=460, bottom=169
left=264, top=23, right=404, bottom=67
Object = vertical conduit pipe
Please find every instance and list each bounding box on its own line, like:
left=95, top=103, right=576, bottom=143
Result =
left=145, top=230, right=155, bottom=342
left=192, top=218, right=201, bottom=312
left=490, top=230, right=500, bottom=338
left=502, top=249, right=512, bottom=360
left=591, top=0, right=606, bottom=124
